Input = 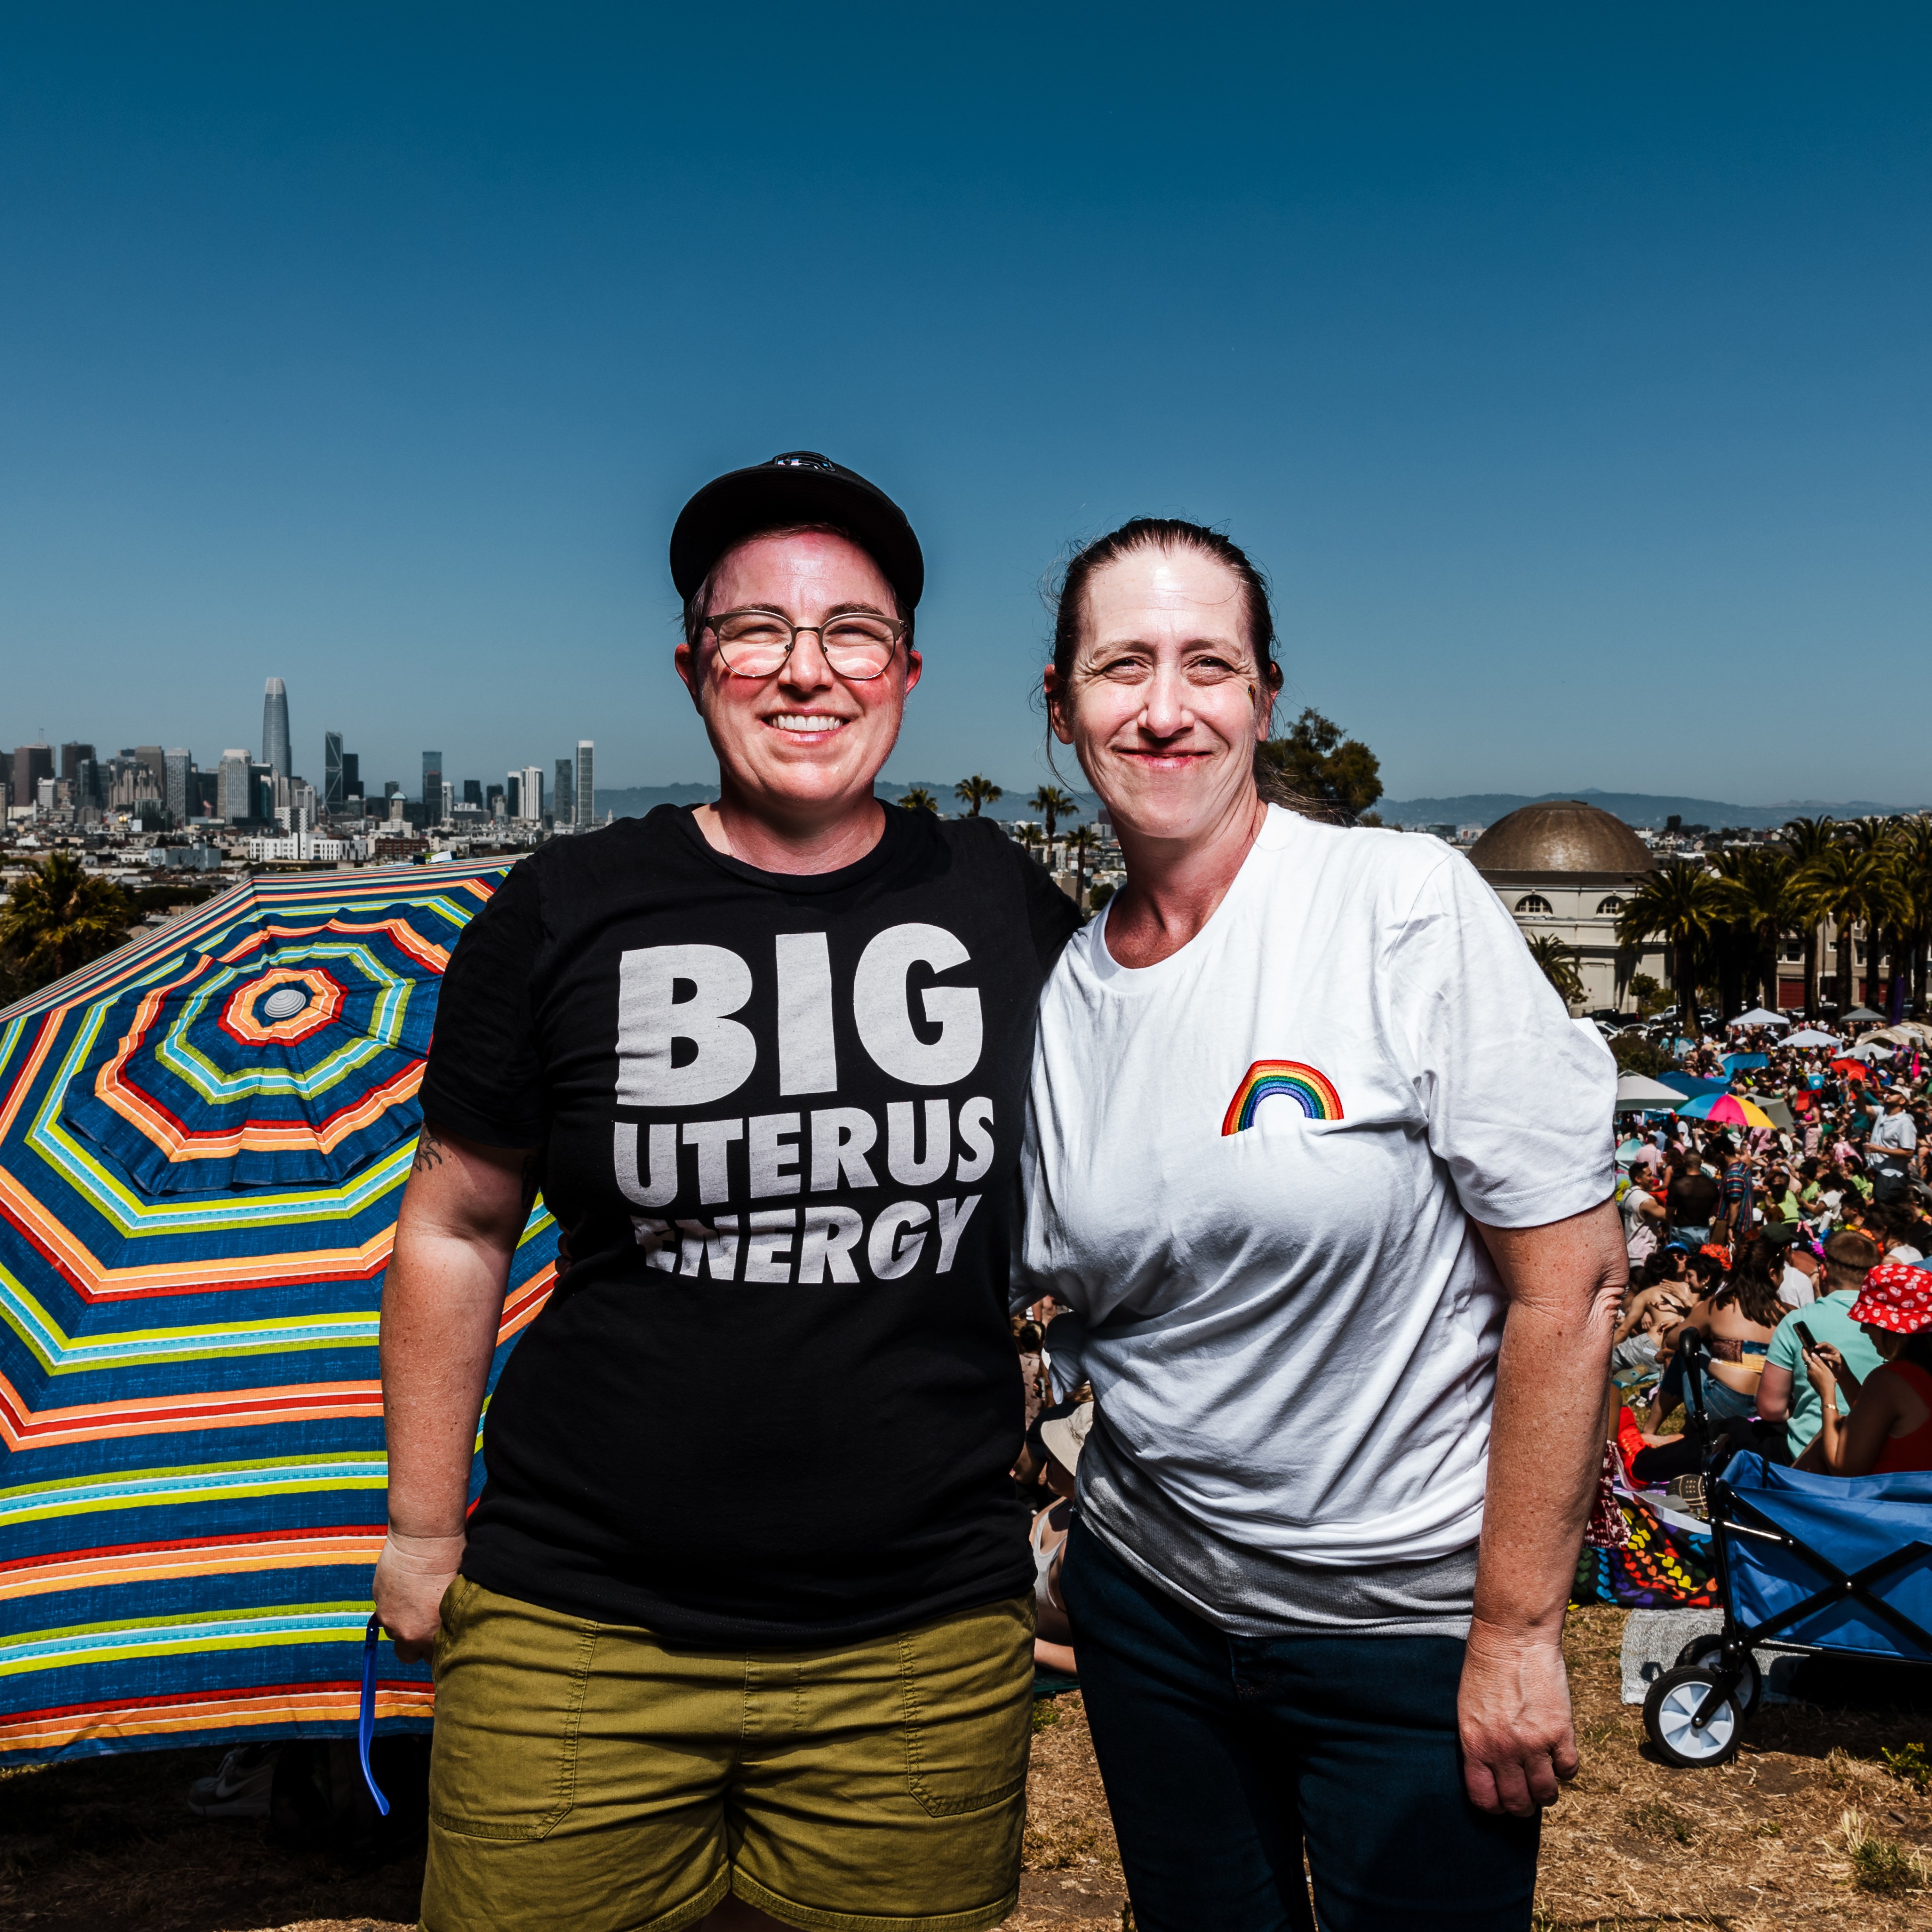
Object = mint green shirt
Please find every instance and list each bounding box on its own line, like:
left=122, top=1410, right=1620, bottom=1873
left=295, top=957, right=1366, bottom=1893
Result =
left=1766, top=1287, right=1886, bottom=1454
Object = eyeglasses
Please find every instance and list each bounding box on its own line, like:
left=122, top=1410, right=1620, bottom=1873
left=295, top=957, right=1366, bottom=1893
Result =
left=703, top=607, right=908, bottom=681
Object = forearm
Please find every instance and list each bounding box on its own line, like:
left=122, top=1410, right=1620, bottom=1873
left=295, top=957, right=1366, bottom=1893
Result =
left=1473, top=1242, right=1620, bottom=1638
left=380, top=1224, right=513, bottom=1537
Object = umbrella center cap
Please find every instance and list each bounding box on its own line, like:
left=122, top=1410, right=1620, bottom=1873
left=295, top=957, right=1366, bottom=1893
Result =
left=261, top=985, right=311, bottom=1021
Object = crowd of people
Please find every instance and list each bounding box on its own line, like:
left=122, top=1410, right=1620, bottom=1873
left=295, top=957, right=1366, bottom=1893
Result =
left=1611, top=1021, right=1932, bottom=1493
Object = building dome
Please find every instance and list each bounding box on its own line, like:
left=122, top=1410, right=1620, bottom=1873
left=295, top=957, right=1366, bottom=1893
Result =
left=1468, top=800, right=1655, bottom=874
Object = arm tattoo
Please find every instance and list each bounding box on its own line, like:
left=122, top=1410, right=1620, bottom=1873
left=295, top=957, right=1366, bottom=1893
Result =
left=412, top=1124, right=448, bottom=1177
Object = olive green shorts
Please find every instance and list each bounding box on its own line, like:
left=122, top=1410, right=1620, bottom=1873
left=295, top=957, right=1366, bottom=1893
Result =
left=419, top=1576, right=1034, bottom=1932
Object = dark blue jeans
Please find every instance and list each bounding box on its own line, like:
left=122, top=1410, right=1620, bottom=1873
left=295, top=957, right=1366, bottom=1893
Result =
left=1061, top=1518, right=1540, bottom=1932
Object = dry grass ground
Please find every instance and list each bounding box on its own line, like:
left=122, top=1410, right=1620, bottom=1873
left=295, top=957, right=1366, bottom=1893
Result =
left=7, top=1609, right=1932, bottom=1930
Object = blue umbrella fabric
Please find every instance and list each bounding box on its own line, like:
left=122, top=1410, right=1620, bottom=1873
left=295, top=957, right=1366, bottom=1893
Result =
left=0, top=861, right=556, bottom=1767
left=1658, top=1071, right=1729, bottom=1098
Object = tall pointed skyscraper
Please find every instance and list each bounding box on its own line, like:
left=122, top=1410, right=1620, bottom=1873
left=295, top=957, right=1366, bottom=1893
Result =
left=262, top=678, right=292, bottom=779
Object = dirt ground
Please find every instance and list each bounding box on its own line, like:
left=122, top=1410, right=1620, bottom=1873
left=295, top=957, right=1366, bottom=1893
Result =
left=7, top=1607, right=1932, bottom=1930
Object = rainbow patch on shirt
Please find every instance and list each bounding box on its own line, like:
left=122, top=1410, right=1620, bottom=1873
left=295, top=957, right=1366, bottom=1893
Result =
left=1221, top=1061, right=1344, bottom=1135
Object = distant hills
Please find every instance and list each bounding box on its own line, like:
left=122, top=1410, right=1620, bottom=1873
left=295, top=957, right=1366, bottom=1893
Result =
left=1377, top=789, right=1928, bottom=833
left=593, top=781, right=1926, bottom=835
left=594, top=781, right=1099, bottom=824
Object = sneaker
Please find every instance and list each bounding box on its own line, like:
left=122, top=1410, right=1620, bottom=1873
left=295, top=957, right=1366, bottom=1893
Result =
left=1665, top=1473, right=1709, bottom=1521
left=188, top=1742, right=277, bottom=1818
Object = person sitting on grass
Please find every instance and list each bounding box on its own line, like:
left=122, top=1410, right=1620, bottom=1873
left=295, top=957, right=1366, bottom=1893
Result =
left=1641, top=1249, right=1783, bottom=1433
left=1030, top=1403, right=1090, bottom=1680
left=1756, top=1231, right=1884, bottom=1459
left=1800, top=1262, right=1932, bottom=1475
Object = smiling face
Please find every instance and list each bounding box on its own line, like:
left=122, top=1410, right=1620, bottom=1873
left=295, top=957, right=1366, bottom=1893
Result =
left=1047, top=542, right=1277, bottom=845
left=675, top=530, right=920, bottom=828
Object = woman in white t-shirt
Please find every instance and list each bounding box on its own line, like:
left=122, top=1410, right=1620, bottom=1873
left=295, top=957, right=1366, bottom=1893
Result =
left=1019, top=519, right=1624, bottom=1932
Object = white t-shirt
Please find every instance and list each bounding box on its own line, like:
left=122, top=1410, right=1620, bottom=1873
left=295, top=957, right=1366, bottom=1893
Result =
left=1019, top=807, right=1616, bottom=1573
left=1778, top=1263, right=1818, bottom=1308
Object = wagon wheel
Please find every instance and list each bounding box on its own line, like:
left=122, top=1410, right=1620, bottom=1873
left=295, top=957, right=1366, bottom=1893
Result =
left=1674, top=1634, right=1762, bottom=1715
left=1644, top=1665, right=1744, bottom=1768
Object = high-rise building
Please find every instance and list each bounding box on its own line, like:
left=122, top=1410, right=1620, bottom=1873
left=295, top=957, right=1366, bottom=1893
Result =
left=217, top=750, right=253, bottom=823
left=12, top=745, right=53, bottom=809
left=342, top=752, right=361, bottom=805
left=12, top=745, right=52, bottom=808
left=487, top=783, right=505, bottom=819
left=165, top=750, right=193, bottom=825
left=135, top=744, right=167, bottom=782
left=518, top=765, right=544, bottom=823
left=462, top=778, right=482, bottom=807
left=505, top=772, right=522, bottom=821
left=440, top=780, right=456, bottom=825
left=263, top=679, right=292, bottom=779
left=324, top=732, right=345, bottom=813
left=60, top=742, right=96, bottom=785
left=553, top=758, right=574, bottom=828
left=576, top=740, right=594, bottom=828
left=422, top=751, right=442, bottom=806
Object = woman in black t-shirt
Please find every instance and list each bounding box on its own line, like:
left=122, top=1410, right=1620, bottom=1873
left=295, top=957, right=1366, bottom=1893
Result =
left=377, top=458, right=1079, bottom=1932
left=1666, top=1153, right=1722, bottom=1241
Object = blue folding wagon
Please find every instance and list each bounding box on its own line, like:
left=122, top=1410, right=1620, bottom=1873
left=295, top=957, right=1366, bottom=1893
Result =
left=1641, top=1337, right=1932, bottom=1767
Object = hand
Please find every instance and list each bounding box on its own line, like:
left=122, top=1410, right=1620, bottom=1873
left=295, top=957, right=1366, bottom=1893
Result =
left=373, top=1529, right=466, bottom=1664
left=1457, top=1619, right=1578, bottom=1817
left=1809, top=1342, right=1847, bottom=1379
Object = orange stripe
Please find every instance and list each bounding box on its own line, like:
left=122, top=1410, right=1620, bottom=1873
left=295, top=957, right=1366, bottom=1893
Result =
left=0, top=1535, right=387, bottom=1601
left=0, top=1169, right=398, bottom=1299
left=0, top=1685, right=435, bottom=1751
left=0, top=1369, right=381, bottom=1451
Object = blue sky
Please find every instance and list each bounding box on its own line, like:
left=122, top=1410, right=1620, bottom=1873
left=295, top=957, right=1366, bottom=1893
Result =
left=2, top=6, right=1926, bottom=805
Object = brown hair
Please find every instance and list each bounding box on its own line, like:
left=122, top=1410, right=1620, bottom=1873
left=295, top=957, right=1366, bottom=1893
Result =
left=1823, top=1228, right=1880, bottom=1286
left=1044, top=518, right=1346, bottom=818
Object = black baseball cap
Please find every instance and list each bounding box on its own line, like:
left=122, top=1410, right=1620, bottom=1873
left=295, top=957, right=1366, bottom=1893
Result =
left=669, top=451, right=925, bottom=614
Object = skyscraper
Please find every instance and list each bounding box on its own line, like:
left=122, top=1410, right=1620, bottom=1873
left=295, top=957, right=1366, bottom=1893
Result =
left=164, top=750, right=193, bottom=825
left=505, top=772, right=521, bottom=820
left=462, top=778, right=482, bottom=807
left=576, top=740, right=594, bottom=828
left=263, top=679, right=292, bottom=779
left=553, top=757, right=574, bottom=828
left=324, top=732, right=344, bottom=814
left=217, top=750, right=253, bottom=822
left=518, top=765, right=544, bottom=823
left=422, top=751, right=442, bottom=807
left=12, top=745, right=52, bottom=809
left=341, top=752, right=360, bottom=804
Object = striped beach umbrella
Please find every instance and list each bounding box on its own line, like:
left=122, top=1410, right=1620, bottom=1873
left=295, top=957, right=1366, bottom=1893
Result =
left=0, top=861, right=556, bottom=1767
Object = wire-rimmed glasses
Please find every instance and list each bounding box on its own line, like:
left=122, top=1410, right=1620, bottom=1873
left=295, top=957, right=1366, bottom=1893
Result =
left=704, top=607, right=908, bottom=681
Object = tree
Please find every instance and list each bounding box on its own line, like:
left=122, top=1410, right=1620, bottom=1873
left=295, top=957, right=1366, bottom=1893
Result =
left=899, top=787, right=939, bottom=813
left=0, top=851, right=133, bottom=993
left=1526, top=933, right=1583, bottom=1009
left=1616, top=864, right=1725, bottom=1038
left=1712, top=846, right=1794, bottom=1016
left=1255, top=708, right=1383, bottom=819
left=1780, top=816, right=1838, bottom=1014
left=1793, top=840, right=1901, bottom=1018
left=1627, top=973, right=1669, bottom=1020
left=954, top=775, right=1002, bottom=817
left=1030, top=785, right=1078, bottom=839
left=1066, top=824, right=1100, bottom=911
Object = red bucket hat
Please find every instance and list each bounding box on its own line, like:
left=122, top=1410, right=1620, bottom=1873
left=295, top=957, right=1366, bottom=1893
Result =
left=1849, top=1261, right=1932, bottom=1336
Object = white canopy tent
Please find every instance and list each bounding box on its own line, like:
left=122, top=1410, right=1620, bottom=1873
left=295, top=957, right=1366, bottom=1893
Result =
left=1784, top=1028, right=1841, bottom=1049
left=1615, top=1074, right=1684, bottom=1110
left=1726, top=1007, right=1788, bottom=1029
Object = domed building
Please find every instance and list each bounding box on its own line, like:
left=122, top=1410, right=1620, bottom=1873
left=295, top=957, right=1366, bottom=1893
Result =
left=1469, top=800, right=1665, bottom=1014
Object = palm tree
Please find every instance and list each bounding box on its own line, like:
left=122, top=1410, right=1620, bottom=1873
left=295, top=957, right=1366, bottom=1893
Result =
left=1893, top=820, right=1932, bottom=1015
left=1793, top=841, right=1901, bottom=1018
left=1780, top=816, right=1837, bottom=1015
left=899, top=787, right=939, bottom=813
left=1526, top=934, right=1584, bottom=1010
left=1616, top=864, right=1725, bottom=1038
left=1066, top=824, right=1100, bottom=911
left=1012, top=822, right=1043, bottom=859
left=1712, top=846, right=1794, bottom=1016
left=954, top=775, right=1002, bottom=817
left=1031, top=785, right=1077, bottom=840
left=0, top=850, right=132, bottom=992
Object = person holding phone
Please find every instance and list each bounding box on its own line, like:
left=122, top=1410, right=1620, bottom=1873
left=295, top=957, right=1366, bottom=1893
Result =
left=1801, top=1263, right=1932, bottom=1476
left=1756, top=1231, right=1885, bottom=1457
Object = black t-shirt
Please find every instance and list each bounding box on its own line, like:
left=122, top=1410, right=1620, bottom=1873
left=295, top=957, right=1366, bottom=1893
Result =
left=419, top=803, right=1081, bottom=1646
left=1667, top=1170, right=1721, bottom=1225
